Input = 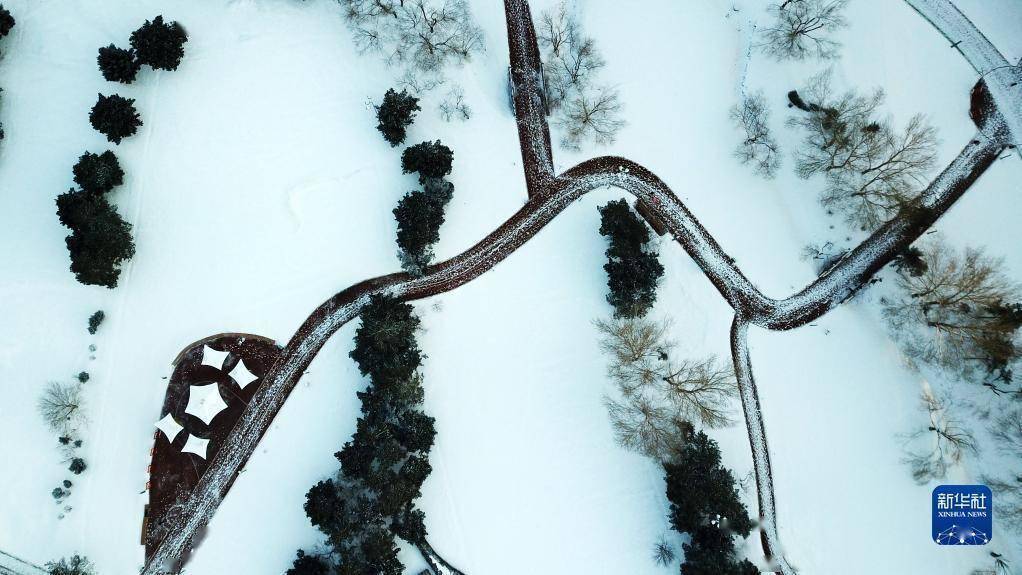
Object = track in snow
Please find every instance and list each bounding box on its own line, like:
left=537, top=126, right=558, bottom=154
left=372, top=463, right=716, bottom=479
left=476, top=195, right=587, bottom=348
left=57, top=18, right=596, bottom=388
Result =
left=140, top=0, right=1015, bottom=573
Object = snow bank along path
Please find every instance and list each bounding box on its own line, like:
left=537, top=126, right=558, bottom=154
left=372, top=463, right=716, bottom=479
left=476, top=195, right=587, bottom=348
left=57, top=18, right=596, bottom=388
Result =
left=140, top=0, right=1015, bottom=572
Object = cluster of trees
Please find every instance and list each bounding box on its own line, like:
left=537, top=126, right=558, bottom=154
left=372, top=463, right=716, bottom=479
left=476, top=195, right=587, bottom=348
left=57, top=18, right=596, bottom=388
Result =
left=594, top=203, right=751, bottom=571
left=598, top=199, right=664, bottom=319
left=538, top=2, right=624, bottom=149
left=983, top=409, right=1022, bottom=534
left=97, top=15, right=188, bottom=83
left=394, top=141, right=455, bottom=275
left=597, top=317, right=738, bottom=461
left=884, top=239, right=1022, bottom=390
left=56, top=151, right=135, bottom=288
left=665, top=423, right=758, bottom=575
left=0, top=3, right=15, bottom=141
left=292, top=295, right=435, bottom=575
left=731, top=92, right=781, bottom=178
left=788, top=71, right=938, bottom=231
left=340, top=0, right=483, bottom=73
left=759, top=0, right=850, bottom=61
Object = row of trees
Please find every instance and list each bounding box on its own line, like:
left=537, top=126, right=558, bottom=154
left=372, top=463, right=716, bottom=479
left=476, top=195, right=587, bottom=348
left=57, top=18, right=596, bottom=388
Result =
left=98, top=15, right=188, bottom=83
left=537, top=2, right=624, bottom=150
left=291, top=295, right=436, bottom=575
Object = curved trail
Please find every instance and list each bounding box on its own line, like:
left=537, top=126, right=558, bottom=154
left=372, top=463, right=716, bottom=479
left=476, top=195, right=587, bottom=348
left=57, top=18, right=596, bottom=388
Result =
left=141, top=1, right=1013, bottom=573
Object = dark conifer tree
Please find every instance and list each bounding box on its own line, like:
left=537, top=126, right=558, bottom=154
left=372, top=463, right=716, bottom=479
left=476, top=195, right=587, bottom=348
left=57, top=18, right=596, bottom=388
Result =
left=663, top=425, right=752, bottom=537
left=130, top=15, right=187, bottom=71
left=97, top=45, right=141, bottom=84
left=87, top=310, right=105, bottom=334
left=891, top=245, right=928, bottom=278
left=73, top=151, right=124, bottom=195
left=286, top=551, right=331, bottom=575
left=44, top=555, right=95, bottom=575
left=56, top=189, right=136, bottom=288
left=393, top=190, right=446, bottom=275
left=0, top=4, right=14, bottom=38
left=598, top=199, right=664, bottom=318
left=377, top=88, right=421, bottom=147
left=69, top=458, right=87, bottom=474
left=401, top=140, right=454, bottom=180
left=89, top=94, right=141, bottom=144
left=681, top=525, right=759, bottom=575
left=349, top=294, right=422, bottom=384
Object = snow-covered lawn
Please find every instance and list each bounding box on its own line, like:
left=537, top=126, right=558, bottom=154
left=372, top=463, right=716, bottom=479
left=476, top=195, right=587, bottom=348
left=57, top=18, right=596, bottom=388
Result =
left=0, top=0, right=1020, bottom=574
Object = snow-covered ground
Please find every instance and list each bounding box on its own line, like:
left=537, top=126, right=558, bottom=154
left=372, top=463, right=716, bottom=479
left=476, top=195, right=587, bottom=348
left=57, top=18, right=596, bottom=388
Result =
left=1, top=0, right=1020, bottom=574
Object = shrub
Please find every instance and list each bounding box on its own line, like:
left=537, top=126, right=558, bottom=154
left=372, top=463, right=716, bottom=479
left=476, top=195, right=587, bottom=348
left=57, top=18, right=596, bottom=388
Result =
left=97, top=44, right=141, bottom=84
left=88, top=310, right=105, bottom=334
left=376, top=88, right=420, bottom=147
left=130, top=15, right=187, bottom=71
left=73, top=151, right=124, bottom=195
left=76, top=372, right=90, bottom=383
left=401, top=140, right=453, bottom=180
left=69, top=458, right=87, bottom=475
left=89, top=94, right=142, bottom=144
left=0, top=4, right=14, bottom=38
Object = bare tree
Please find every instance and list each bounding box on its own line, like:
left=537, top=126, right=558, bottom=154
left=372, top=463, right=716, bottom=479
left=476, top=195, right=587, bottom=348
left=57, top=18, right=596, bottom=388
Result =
left=596, top=317, right=738, bottom=461
left=884, top=239, right=1022, bottom=385
left=759, top=0, right=849, bottom=61
left=982, top=410, right=1022, bottom=533
left=969, top=554, right=1013, bottom=575
left=438, top=85, right=471, bottom=121
left=901, top=393, right=977, bottom=483
left=557, top=86, right=624, bottom=150
left=38, top=382, right=84, bottom=434
left=789, top=71, right=938, bottom=230
left=340, top=0, right=484, bottom=72
left=731, top=92, right=781, bottom=178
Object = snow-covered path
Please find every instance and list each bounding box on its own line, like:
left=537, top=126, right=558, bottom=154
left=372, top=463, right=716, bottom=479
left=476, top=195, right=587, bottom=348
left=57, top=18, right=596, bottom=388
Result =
left=905, top=0, right=1022, bottom=153
left=140, top=1, right=1017, bottom=573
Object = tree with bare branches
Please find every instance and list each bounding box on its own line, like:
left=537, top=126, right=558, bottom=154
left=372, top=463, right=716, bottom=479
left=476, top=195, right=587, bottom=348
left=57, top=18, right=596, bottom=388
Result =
left=597, top=317, right=738, bottom=461
left=900, top=393, right=977, bottom=483
left=558, top=86, right=624, bottom=150
left=537, top=2, right=623, bottom=149
left=339, top=0, right=484, bottom=73
left=884, top=239, right=1022, bottom=386
left=982, top=409, right=1022, bottom=533
left=790, top=71, right=939, bottom=230
left=759, top=0, right=849, bottom=61
left=731, top=92, right=781, bottom=178
left=38, top=382, right=84, bottom=435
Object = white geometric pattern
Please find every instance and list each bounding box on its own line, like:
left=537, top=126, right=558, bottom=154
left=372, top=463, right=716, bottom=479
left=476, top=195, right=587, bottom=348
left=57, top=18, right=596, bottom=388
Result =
left=181, top=434, right=211, bottom=459
left=184, top=383, right=228, bottom=425
left=228, top=359, right=259, bottom=389
left=201, top=345, right=230, bottom=370
left=154, top=413, right=184, bottom=442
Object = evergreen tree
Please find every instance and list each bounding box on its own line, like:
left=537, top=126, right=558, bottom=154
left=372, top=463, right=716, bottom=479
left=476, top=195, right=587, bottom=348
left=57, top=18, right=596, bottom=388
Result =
left=73, top=151, right=124, bottom=195
left=56, top=189, right=136, bottom=288
left=0, top=4, right=14, bottom=38
left=88, top=310, right=105, bottom=334
left=97, top=44, right=141, bottom=84
left=598, top=199, right=664, bottom=318
left=891, top=245, right=928, bottom=277
left=663, top=425, right=753, bottom=537
left=349, top=294, right=422, bottom=385
left=89, top=94, right=141, bottom=144
left=69, top=458, right=87, bottom=474
left=286, top=550, right=331, bottom=575
left=376, top=88, right=420, bottom=147
left=401, top=140, right=454, bottom=180
left=393, top=190, right=446, bottom=275
left=681, top=525, right=759, bottom=575
left=45, top=555, right=95, bottom=575
left=130, top=15, right=187, bottom=71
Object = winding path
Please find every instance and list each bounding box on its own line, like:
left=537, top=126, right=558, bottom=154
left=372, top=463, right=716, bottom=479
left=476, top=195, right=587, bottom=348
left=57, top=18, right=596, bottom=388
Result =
left=140, top=1, right=1015, bottom=573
